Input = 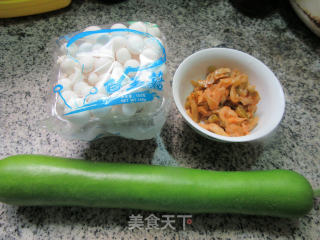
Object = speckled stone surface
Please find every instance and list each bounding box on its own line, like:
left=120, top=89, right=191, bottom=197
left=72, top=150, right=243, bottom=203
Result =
left=1, top=0, right=320, bottom=239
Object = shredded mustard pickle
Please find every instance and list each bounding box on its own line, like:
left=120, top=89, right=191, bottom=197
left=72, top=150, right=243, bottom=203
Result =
left=185, top=67, right=260, bottom=137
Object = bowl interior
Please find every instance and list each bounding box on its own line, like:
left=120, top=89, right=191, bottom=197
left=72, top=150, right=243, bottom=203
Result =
left=173, top=48, right=285, bottom=142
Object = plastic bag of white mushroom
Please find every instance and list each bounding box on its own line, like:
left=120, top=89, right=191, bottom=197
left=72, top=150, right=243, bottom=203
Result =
left=43, top=22, right=171, bottom=141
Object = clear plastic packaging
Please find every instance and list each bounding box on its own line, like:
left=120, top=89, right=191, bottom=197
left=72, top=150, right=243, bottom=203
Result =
left=43, top=22, right=171, bottom=141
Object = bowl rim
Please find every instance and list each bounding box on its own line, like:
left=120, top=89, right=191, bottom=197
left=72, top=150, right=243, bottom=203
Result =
left=172, top=47, right=285, bottom=143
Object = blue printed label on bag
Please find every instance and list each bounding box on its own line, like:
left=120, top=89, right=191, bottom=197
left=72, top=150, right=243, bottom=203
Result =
left=63, top=90, right=159, bottom=116
left=105, top=79, right=122, bottom=94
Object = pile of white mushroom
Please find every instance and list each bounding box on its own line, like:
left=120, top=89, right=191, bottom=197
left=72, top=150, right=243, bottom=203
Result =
left=54, top=22, right=168, bottom=128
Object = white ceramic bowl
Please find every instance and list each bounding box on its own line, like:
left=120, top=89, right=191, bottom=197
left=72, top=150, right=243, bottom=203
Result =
left=290, top=0, right=320, bottom=38
left=172, top=48, right=285, bottom=143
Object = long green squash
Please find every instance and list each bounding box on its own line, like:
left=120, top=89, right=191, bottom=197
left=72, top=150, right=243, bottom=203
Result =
left=0, top=154, right=316, bottom=218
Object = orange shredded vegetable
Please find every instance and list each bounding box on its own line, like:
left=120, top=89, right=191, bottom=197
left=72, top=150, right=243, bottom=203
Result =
left=185, top=67, right=260, bottom=137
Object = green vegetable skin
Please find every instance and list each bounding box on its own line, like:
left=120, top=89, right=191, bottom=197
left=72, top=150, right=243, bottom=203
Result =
left=0, top=155, right=315, bottom=218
